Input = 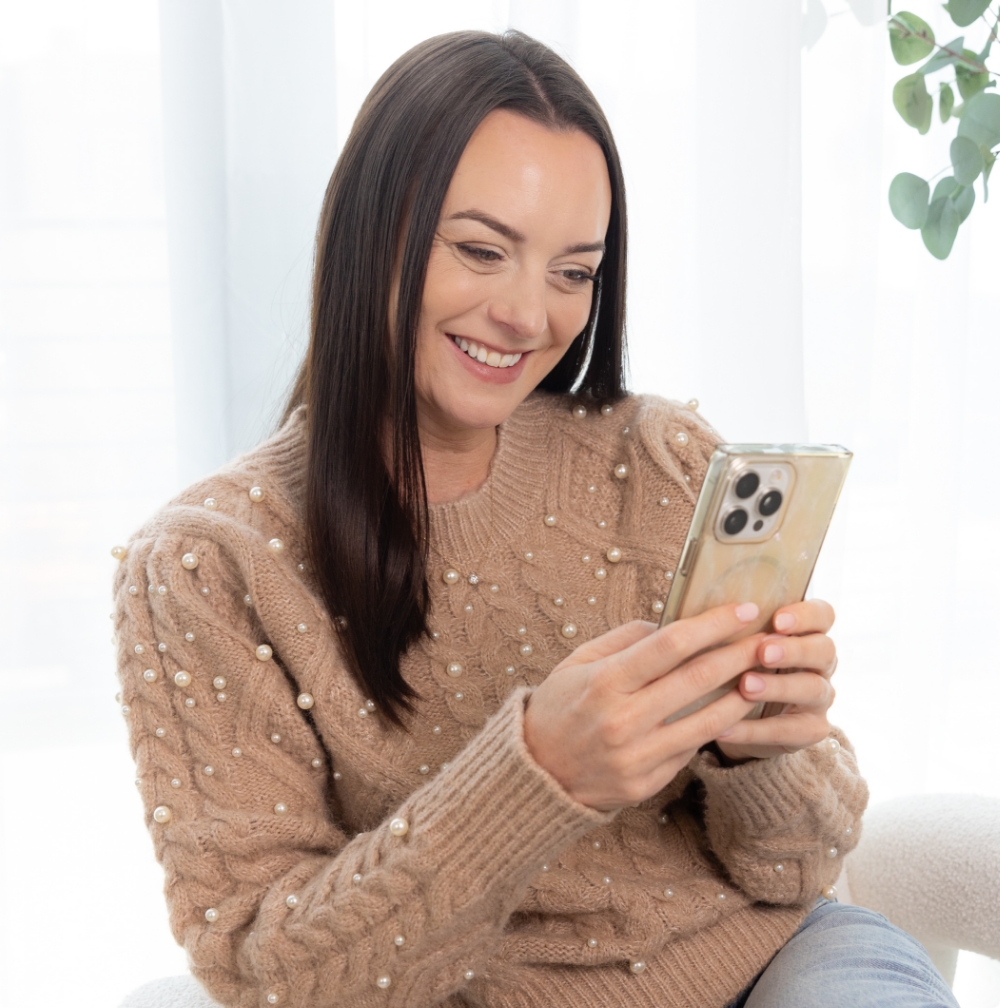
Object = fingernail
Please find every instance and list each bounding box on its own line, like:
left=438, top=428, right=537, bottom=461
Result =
left=774, top=612, right=795, bottom=631
left=763, top=644, right=784, bottom=665
left=717, top=728, right=734, bottom=738
left=735, top=602, right=759, bottom=623
left=743, top=673, right=765, bottom=694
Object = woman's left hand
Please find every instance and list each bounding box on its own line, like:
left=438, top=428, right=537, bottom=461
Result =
left=714, top=599, right=838, bottom=761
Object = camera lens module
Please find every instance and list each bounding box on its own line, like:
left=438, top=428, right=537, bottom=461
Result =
left=734, top=472, right=760, bottom=499
left=758, top=490, right=783, bottom=517
left=723, top=508, right=748, bottom=535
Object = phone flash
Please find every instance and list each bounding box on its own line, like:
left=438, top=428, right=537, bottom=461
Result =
left=770, top=469, right=784, bottom=482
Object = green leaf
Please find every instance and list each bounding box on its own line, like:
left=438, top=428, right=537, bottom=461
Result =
left=888, top=172, right=931, bottom=227
left=921, top=196, right=962, bottom=258
left=940, top=82, right=956, bottom=120
left=893, top=73, right=933, bottom=133
left=942, top=0, right=991, bottom=27
left=888, top=12, right=935, bottom=64
left=932, top=175, right=961, bottom=201
left=955, top=48, right=991, bottom=99
left=951, top=134, right=984, bottom=183
left=983, top=149, right=996, bottom=201
left=919, top=37, right=964, bottom=74
left=957, top=90, right=1000, bottom=146
left=951, top=182, right=976, bottom=221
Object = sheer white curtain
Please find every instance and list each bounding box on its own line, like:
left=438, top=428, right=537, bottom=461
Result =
left=0, top=2, right=997, bottom=1006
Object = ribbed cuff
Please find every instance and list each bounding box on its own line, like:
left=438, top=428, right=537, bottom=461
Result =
left=693, top=744, right=828, bottom=837
left=405, top=687, right=616, bottom=889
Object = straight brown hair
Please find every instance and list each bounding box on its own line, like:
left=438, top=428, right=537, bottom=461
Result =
left=285, top=30, right=628, bottom=726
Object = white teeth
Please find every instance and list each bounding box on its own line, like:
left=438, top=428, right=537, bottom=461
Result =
left=451, top=336, right=523, bottom=368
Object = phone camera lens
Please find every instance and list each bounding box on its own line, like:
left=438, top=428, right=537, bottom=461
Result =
left=735, top=472, right=760, bottom=499
left=758, top=490, right=783, bottom=516
left=723, top=508, right=748, bottom=535
left=753, top=519, right=763, bottom=531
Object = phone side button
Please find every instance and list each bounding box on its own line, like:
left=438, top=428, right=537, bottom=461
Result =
left=679, top=539, right=699, bottom=577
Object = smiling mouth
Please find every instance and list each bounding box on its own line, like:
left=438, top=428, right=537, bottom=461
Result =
left=450, top=335, right=523, bottom=369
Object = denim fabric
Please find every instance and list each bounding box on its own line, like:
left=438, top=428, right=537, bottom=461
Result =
left=726, top=900, right=960, bottom=1008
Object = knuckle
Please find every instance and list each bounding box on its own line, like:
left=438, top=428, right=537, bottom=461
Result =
left=599, top=709, right=633, bottom=749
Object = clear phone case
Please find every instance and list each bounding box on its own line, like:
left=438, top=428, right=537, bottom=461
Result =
left=659, top=444, right=852, bottom=723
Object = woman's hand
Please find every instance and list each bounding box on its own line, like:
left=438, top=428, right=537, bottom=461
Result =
left=523, top=603, right=766, bottom=812
left=715, top=599, right=838, bottom=762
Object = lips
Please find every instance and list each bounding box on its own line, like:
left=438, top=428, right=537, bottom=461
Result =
left=450, top=335, right=522, bottom=369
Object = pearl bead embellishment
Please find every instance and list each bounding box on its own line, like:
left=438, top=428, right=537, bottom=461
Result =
left=544, top=514, right=557, bottom=526
left=268, top=538, right=283, bottom=553
left=152, top=806, right=172, bottom=823
left=614, top=464, right=628, bottom=479
left=181, top=553, right=199, bottom=570
left=143, top=668, right=157, bottom=683
left=572, top=404, right=587, bottom=418
left=185, top=697, right=196, bottom=707
left=213, top=677, right=226, bottom=690
left=271, top=734, right=281, bottom=743
left=554, top=597, right=564, bottom=606
left=376, top=976, right=391, bottom=989
left=158, top=642, right=167, bottom=651
left=274, top=803, right=287, bottom=814
left=297, top=623, right=307, bottom=633
left=419, top=764, right=429, bottom=774
left=825, top=737, right=841, bottom=754
left=687, top=398, right=699, bottom=410
left=464, top=970, right=475, bottom=981
left=171, top=778, right=181, bottom=788
left=588, top=938, right=598, bottom=947
left=601, top=404, right=614, bottom=415
left=111, top=545, right=127, bottom=561
left=248, top=486, right=264, bottom=502
left=519, top=643, right=533, bottom=656
left=267, top=996, right=278, bottom=1005
left=594, top=568, right=607, bottom=580
left=442, top=568, right=460, bottom=585
left=203, top=497, right=217, bottom=509
left=134, top=644, right=145, bottom=655
left=352, top=873, right=363, bottom=884
left=203, top=765, right=214, bottom=775
left=174, top=670, right=191, bottom=688
left=256, top=644, right=272, bottom=661
left=675, top=430, right=689, bottom=445
left=285, top=894, right=298, bottom=908
left=774, top=863, right=784, bottom=873
left=311, top=758, right=322, bottom=768
left=297, top=693, right=314, bottom=710
left=205, top=908, right=218, bottom=922
left=562, top=623, right=578, bottom=639
left=822, top=884, right=838, bottom=899
left=660, top=497, right=669, bottom=506
left=446, top=662, right=462, bottom=677
left=606, top=547, right=622, bottom=563
left=129, top=585, right=138, bottom=594
left=664, top=888, right=674, bottom=897
left=826, top=847, right=838, bottom=858
left=233, top=748, right=242, bottom=757
left=652, top=600, right=664, bottom=614
left=629, top=960, right=646, bottom=974
left=389, top=816, right=409, bottom=837
left=358, top=708, right=368, bottom=718
left=394, top=935, right=405, bottom=946
left=155, top=727, right=166, bottom=737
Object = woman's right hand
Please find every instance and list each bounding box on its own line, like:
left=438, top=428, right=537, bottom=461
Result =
left=523, top=603, right=765, bottom=812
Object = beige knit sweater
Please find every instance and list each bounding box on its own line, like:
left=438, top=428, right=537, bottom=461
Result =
left=113, top=392, right=868, bottom=1008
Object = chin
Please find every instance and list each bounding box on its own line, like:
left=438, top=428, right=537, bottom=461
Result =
left=437, top=387, right=527, bottom=431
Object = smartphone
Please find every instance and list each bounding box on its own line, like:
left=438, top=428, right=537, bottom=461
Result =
left=659, top=444, right=852, bottom=723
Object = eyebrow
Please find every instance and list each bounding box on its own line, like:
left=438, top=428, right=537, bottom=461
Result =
left=448, top=209, right=605, bottom=255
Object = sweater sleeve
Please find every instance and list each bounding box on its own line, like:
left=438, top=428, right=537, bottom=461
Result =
left=114, top=520, right=614, bottom=1008
left=689, top=728, right=868, bottom=904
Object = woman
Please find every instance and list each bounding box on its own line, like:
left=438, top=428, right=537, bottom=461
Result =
left=113, top=30, right=956, bottom=1008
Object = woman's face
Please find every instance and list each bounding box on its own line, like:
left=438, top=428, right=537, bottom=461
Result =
left=414, top=109, right=612, bottom=437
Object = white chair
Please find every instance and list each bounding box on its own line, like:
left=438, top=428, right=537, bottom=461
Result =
left=119, top=793, right=1000, bottom=1007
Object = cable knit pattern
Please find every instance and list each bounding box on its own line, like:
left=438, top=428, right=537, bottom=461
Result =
left=112, top=392, right=868, bottom=1008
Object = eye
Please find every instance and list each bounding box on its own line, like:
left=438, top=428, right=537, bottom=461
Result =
left=554, top=267, right=596, bottom=288
left=456, top=243, right=503, bottom=262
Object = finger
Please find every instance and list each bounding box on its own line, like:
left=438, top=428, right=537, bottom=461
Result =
left=757, top=633, right=837, bottom=677
left=602, top=602, right=761, bottom=693
left=634, top=633, right=766, bottom=734
left=623, top=686, right=757, bottom=782
left=738, top=669, right=835, bottom=710
left=556, top=620, right=657, bottom=668
left=771, top=599, right=835, bottom=636
left=715, top=708, right=830, bottom=750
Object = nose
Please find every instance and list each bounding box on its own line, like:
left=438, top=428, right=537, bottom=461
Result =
left=486, top=266, right=547, bottom=341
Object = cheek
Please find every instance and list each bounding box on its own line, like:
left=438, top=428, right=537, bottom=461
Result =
left=547, top=290, right=595, bottom=349
left=420, top=250, right=484, bottom=326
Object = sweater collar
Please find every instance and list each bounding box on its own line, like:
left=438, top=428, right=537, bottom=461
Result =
left=427, top=392, right=557, bottom=567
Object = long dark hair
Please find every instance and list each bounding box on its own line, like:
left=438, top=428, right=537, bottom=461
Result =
left=285, top=30, right=628, bottom=726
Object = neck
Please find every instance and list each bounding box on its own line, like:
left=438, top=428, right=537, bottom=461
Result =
left=418, top=415, right=497, bottom=505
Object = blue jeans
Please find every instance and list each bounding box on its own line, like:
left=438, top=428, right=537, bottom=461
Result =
left=727, top=900, right=960, bottom=1008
